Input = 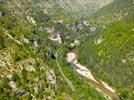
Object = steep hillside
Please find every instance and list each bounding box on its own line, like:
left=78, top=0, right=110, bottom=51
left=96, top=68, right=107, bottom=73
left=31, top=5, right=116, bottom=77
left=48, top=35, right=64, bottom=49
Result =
left=86, top=0, right=134, bottom=24
left=0, top=0, right=107, bottom=99
left=1, top=0, right=134, bottom=99
left=78, top=0, right=134, bottom=99
left=53, top=0, right=113, bottom=18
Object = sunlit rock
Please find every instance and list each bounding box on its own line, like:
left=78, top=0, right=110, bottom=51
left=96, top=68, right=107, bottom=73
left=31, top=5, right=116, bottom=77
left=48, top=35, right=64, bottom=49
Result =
left=9, top=81, right=16, bottom=90
left=122, top=59, right=126, bottom=63
left=47, top=70, right=56, bottom=85
left=34, top=86, right=39, bottom=93
left=94, top=37, right=104, bottom=44
left=22, top=38, right=30, bottom=44
left=83, top=21, right=89, bottom=26
left=26, top=16, right=36, bottom=25
left=7, top=74, right=13, bottom=80
left=25, top=65, right=35, bottom=72
left=90, top=26, right=97, bottom=32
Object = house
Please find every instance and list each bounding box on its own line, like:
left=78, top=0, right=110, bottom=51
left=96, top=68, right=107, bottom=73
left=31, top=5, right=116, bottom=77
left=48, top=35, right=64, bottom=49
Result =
left=49, top=32, right=62, bottom=44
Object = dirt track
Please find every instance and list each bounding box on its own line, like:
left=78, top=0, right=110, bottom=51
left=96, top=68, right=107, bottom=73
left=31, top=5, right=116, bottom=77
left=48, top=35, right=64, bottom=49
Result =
left=67, top=52, right=120, bottom=100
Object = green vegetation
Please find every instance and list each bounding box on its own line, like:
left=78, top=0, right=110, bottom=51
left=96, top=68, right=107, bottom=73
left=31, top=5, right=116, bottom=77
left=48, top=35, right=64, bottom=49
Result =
left=0, top=0, right=134, bottom=99
left=0, top=0, right=106, bottom=99
left=55, top=44, right=106, bottom=100
left=78, top=1, right=134, bottom=99
left=78, top=19, right=134, bottom=100
left=86, top=0, right=134, bottom=24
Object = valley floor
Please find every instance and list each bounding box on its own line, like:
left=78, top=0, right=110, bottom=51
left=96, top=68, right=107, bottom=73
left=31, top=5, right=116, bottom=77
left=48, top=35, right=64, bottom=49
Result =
left=66, top=52, right=119, bottom=100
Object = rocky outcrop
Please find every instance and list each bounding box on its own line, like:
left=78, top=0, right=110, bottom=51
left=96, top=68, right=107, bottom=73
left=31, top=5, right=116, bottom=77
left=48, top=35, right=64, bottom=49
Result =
left=0, top=51, right=12, bottom=67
